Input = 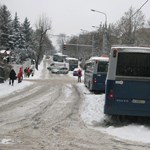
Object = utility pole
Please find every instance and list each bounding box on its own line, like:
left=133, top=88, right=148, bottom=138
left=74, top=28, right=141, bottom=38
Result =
left=91, top=9, right=108, bottom=55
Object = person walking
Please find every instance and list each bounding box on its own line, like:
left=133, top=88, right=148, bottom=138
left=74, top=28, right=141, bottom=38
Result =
left=77, top=68, right=82, bottom=82
left=18, top=67, right=23, bottom=83
left=9, top=69, right=16, bottom=86
left=27, top=67, right=31, bottom=77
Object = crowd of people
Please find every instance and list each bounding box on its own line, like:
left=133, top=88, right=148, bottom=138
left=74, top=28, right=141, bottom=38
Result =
left=9, top=66, right=34, bottom=86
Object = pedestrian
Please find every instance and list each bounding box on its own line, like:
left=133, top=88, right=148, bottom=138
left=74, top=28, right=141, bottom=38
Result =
left=9, top=69, right=16, bottom=86
left=24, top=67, right=27, bottom=77
left=18, top=67, right=23, bottom=83
left=27, top=67, right=30, bottom=77
left=77, top=68, right=82, bottom=82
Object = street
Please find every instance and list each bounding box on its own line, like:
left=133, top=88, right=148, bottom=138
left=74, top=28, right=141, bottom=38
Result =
left=0, top=59, right=150, bottom=150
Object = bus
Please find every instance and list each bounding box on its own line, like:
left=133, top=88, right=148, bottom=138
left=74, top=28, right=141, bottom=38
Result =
left=104, top=46, right=150, bottom=117
left=65, top=57, right=78, bottom=71
left=84, top=56, right=109, bottom=92
left=53, top=53, right=68, bottom=62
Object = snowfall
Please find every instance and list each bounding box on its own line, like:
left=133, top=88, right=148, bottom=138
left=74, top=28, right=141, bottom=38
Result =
left=0, top=59, right=150, bottom=144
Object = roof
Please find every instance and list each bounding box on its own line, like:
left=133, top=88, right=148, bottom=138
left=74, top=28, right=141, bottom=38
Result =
left=89, top=56, right=109, bottom=62
left=66, top=57, right=78, bottom=60
left=112, top=46, right=150, bottom=50
left=111, top=46, right=150, bottom=53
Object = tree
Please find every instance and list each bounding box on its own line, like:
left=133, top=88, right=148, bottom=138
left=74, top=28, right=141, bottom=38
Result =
left=34, top=15, right=52, bottom=70
left=12, top=12, right=25, bottom=50
left=0, top=5, right=12, bottom=48
left=43, top=35, right=55, bottom=55
left=22, top=17, right=33, bottom=49
left=116, top=7, right=145, bottom=45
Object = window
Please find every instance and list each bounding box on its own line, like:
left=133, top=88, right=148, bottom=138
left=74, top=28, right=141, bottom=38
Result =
left=97, top=61, right=108, bottom=72
left=116, top=52, right=150, bottom=77
left=69, top=60, right=78, bottom=65
left=85, top=62, right=94, bottom=73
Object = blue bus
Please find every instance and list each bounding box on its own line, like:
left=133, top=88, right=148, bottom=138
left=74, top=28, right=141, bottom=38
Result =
left=65, top=57, right=78, bottom=71
left=104, top=46, right=150, bottom=117
left=84, top=56, right=109, bottom=92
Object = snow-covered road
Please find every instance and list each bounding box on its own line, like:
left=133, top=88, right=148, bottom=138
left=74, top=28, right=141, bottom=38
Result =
left=0, top=58, right=150, bottom=149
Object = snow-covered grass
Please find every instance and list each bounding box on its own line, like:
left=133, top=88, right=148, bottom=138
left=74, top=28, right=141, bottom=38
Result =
left=1, top=59, right=150, bottom=144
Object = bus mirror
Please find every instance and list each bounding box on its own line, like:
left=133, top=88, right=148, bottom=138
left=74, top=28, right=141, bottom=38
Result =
left=113, top=49, right=117, bottom=57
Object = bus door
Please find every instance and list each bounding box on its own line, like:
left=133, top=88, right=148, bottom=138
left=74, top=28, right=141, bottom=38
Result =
left=84, top=61, right=94, bottom=88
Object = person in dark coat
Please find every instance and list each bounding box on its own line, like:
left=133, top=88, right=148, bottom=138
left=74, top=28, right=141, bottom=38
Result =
left=9, top=69, right=16, bottom=86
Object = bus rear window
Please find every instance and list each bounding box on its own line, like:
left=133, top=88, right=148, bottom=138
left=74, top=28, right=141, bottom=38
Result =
left=69, top=60, right=78, bottom=65
left=116, top=52, right=150, bottom=77
left=97, top=61, right=108, bottom=72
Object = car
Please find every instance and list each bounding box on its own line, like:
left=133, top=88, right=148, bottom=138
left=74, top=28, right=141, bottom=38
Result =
left=47, top=62, right=69, bottom=71
left=51, top=67, right=69, bottom=74
left=47, top=63, right=55, bottom=71
left=73, top=68, right=80, bottom=76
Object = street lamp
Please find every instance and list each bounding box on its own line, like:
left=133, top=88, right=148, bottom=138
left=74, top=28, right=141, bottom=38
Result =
left=91, top=9, right=108, bottom=55
left=91, top=9, right=107, bottom=27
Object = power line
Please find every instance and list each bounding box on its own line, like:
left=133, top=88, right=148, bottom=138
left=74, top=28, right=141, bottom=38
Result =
left=131, top=0, right=149, bottom=18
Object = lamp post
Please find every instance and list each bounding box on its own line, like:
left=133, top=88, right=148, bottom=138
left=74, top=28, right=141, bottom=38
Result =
left=91, top=9, right=108, bottom=55
left=91, top=9, right=107, bottom=27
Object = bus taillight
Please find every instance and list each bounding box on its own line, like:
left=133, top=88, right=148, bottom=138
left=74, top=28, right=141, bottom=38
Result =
left=113, top=49, right=118, bottom=57
left=93, top=78, right=97, bottom=83
left=109, top=90, right=114, bottom=100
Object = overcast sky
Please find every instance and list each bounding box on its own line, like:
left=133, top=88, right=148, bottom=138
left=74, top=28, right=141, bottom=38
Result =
left=1, top=0, right=150, bottom=48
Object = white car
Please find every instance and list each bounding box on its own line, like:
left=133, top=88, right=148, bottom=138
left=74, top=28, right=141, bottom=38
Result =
left=47, top=62, right=69, bottom=71
left=51, top=67, right=69, bottom=74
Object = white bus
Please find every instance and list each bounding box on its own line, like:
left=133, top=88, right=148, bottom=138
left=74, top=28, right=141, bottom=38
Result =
left=53, top=53, right=68, bottom=62
left=104, top=46, right=150, bottom=117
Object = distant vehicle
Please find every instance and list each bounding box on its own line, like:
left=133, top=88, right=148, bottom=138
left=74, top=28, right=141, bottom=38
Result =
left=51, top=67, right=69, bottom=74
left=104, top=46, right=150, bottom=117
left=47, top=62, right=69, bottom=71
left=53, top=53, right=68, bottom=62
left=73, top=68, right=80, bottom=76
left=84, top=56, right=109, bottom=92
left=45, top=55, right=50, bottom=59
left=65, top=57, right=78, bottom=71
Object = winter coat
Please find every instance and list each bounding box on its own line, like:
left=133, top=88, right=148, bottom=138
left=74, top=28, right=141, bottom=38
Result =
left=78, top=69, right=82, bottom=77
left=9, top=69, right=16, bottom=80
left=19, top=67, right=23, bottom=77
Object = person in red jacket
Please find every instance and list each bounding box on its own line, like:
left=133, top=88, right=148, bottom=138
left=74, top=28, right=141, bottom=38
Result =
left=27, top=67, right=31, bottom=77
left=77, top=68, right=82, bottom=82
left=18, top=67, right=23, bottom=83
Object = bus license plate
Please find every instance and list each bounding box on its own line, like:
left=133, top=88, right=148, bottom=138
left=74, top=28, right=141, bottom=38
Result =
left=132, top=99, right=145, bottom=104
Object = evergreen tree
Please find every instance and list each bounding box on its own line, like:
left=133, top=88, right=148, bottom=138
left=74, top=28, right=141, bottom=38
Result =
left=12, top=12, right=25, bottom=50
left=0, top=5, right=12, bottom=48
left=22, top=17, right=33, bottom=49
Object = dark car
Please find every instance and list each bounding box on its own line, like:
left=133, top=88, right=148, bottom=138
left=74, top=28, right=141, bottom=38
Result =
left=73, top=68, right=80, bottom=76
